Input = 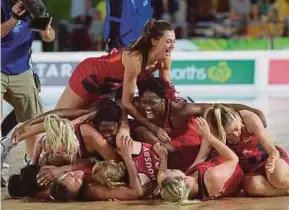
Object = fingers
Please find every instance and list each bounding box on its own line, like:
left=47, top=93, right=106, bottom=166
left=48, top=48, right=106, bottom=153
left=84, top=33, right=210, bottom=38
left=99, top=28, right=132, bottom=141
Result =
left=19, top=9, right=26, bottom=16
left=117, top=134, right=133, bottom=155
left=195, top=117, right=210, bottom=136
left=266, top=156, right=276, bottom=173
left=196, top=117, right=207, bottom=127
left=158, top=130, right=171, bottom=142
left=42, top=165, right=55, bottom=170
left=153, top=143, right=168, bottom=157
left=37, top=171, right=53, bottom=186
left=12, top=135, right=19, bottom=145
left=153, top=142, right=162, bottom=151
left=266, top=164, right=274, bottom=173
left=15, top=1, right=24, bottom=8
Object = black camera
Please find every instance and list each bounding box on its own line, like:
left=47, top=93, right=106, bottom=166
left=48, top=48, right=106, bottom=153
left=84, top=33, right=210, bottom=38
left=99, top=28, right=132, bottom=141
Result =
left=10, top=0, right=52, bottom=31
left=22, top=0, right=51, bottom=31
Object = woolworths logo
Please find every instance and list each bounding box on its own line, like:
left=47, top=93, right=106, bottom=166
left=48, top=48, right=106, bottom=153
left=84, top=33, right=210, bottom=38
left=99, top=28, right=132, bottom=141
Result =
left=172, top=61, right=232, bottom=83
left=207, top=61, right=232, bottom=83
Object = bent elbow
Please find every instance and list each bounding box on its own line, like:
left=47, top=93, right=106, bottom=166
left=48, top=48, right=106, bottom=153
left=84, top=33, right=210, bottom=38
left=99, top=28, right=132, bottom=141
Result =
left=231, top=155, right=239, bottom=165
left=132, top=189, right=143, bottom=199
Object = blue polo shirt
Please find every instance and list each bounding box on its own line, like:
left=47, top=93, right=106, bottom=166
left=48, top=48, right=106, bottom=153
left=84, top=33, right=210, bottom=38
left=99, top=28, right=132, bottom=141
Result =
left=1, top=0, right=34, bottom=75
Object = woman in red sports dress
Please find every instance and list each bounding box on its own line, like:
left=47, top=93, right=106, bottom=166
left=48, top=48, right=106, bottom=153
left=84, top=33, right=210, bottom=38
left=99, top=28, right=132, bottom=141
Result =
left=203, top=105, right=289, bottom=197
left=56, top=18, right=176, bottom=142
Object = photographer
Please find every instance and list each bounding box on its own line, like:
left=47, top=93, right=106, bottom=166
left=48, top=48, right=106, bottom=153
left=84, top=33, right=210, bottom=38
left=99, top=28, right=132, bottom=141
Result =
left=1, top=0, right=55, bottom=187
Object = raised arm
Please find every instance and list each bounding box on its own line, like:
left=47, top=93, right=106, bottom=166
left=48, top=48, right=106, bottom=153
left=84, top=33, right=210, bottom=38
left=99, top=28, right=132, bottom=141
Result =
left=159, top=58, right=171, bottom=82
left=13, top=122, right=46, bottom=144
left=181, top=103, right=267, bottom=127
left=242, top=110, right=279, bottom=159
left=188, top=137, right=212, bottom=170
left=196, top=117, right=238, bottom=163
left=12, top=108, right=91, bottom=142
left=39, top=20, right=55, bottom=42
left=1, top=2, right=26, bottom=38
left=120, top=52, right=170, bottom=142
left=153, top=143, right=168, bottom=185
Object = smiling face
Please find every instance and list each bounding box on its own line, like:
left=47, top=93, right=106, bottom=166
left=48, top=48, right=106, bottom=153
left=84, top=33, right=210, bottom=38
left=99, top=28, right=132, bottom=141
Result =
left=97, top=121, right=119, bottom=142
left=138, top=90, right=165, bottom=121
left=151, top=30, right=175, bottom=60
left=59, top=170, right=84, bottom=194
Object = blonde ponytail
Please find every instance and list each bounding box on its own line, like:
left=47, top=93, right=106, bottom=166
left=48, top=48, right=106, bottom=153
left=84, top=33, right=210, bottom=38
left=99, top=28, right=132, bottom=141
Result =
left=44, top=114, right=79, bottom=162
left=214, top=107, right=227, bottom=143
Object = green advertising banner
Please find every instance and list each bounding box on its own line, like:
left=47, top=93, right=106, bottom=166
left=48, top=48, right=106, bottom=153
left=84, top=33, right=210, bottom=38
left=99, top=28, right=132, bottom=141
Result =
left=190, top=38, right=289, bottom=51
left=171, top=60, right=255, bottom=85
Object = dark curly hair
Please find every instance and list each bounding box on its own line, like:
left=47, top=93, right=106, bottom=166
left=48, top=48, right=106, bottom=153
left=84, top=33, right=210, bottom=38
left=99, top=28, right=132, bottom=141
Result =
left=8, top=174, right=26, bottom=198
left=137, top=77, right=168, bottom=99
left=20, top=165, right=41, bottom=196
left=92, top=99, right=122, bottom=126
left=8, top=165, right=40, bottom=198
left=50, top=181, right=76, bottom=202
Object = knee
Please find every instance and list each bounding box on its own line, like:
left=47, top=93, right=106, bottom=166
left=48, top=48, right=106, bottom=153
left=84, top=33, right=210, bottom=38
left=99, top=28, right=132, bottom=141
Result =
left=268, top=173, right=288, bottom=189
left=243, top=176, right=265, bottom=196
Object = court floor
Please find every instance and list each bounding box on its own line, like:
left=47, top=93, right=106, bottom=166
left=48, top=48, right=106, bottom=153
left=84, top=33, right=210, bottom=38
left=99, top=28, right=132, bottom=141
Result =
left=1, top=87, right=289, bottom=210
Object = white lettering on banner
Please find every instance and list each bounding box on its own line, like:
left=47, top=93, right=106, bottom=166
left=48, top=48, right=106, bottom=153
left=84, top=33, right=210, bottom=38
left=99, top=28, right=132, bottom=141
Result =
left=34, top=63, right=74, bottom=78
left=46, top=64, right=59, bottom=77
left=61, top=64, right=73, bottom=77
left=31, top=51, right=289, bottom=91
left=172, top=66, right=207, bottom=80
left=143, top=147, right=156, bottom=180
left=35, top=63, right=47, bottom=77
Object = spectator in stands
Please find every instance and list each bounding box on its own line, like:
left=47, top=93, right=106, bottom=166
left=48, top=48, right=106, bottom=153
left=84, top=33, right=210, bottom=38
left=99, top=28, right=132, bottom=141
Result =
left=211, top=10, right=248, bottom=38
left=259, top=0, right=275, bottom=17
left=152, top=0, right=178, bottom=21
left=273, top=0, right=289, bottom=21
left=264, top=7, right=285, bottom=37
left=229, top=0, right=251, bottom=19
left=173, top=0, right=188, bottom=38
left=246, top=4, right=265, bottom=38
left=71, top=0, right=94, bottom=51
left=282, top=18, right=289, bottom=36
left=95, top=0, right=106, bottom=21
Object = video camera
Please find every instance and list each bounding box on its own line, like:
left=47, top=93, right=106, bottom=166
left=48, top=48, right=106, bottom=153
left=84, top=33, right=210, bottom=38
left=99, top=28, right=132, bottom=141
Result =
left=10, top=0, right=52, bottom=31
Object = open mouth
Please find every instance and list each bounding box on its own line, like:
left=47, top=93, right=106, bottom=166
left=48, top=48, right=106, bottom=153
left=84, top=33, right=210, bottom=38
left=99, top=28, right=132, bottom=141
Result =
left=105, top=135, right=112, bottom=141
left=145, top=108, right=154, bottom=119
left=165, top=49, right=171, bottom=56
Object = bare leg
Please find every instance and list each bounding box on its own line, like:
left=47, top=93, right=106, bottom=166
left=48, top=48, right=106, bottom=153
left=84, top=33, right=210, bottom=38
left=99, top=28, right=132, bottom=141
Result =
left=243, top=175, right=289, bottom=197
left=266, top=158, right=289, bottom=190
left=56, top=85, right=87, bottom=109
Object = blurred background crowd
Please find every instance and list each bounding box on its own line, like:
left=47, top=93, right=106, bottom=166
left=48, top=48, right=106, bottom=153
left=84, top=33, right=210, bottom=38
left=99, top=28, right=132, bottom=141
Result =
left=39, top=0, right=289, bottom=52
